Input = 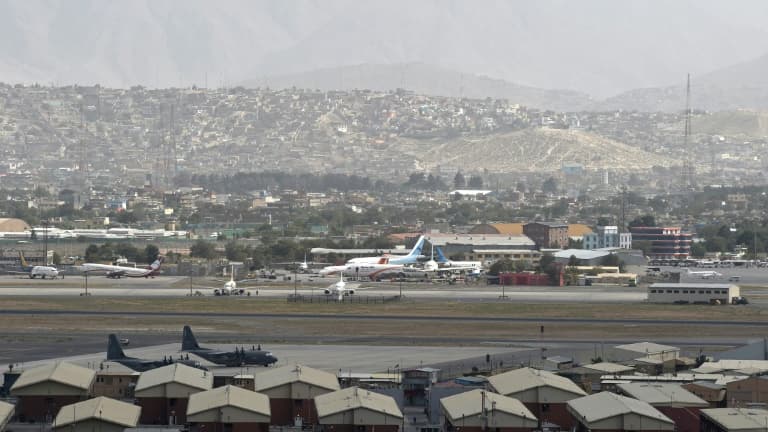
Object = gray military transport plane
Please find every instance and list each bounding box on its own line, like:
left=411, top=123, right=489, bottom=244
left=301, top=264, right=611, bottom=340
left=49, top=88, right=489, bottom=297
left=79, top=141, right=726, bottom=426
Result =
left=181, top=325, right=278, bottom=367
left=106, top=334, right=206, bottom=372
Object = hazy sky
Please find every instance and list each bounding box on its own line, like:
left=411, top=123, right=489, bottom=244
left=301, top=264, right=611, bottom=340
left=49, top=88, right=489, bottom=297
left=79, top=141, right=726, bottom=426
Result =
left=1, top=0, right=767, bottom=97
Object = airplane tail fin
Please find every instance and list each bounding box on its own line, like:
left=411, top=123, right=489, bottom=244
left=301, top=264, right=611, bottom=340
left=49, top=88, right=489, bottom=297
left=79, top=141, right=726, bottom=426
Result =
left=182, top=325, right=201, bottom=350
left=19, top=251, right=29, bottom=269
left=149, top=256, right=164, bottom=270
left=435, top=247, right=448, bottom=263
left=408, top=235, right=426, bottom=258
left=107, top=334, right=126, bottom=360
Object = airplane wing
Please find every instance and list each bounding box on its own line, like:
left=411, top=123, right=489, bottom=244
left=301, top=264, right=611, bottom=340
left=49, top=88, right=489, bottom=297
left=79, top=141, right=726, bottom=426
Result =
left=4, top=270, right=30, bottom=275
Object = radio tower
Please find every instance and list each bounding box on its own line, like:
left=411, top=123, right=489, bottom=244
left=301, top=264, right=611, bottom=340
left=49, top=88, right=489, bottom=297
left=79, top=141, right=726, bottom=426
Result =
left=681, top=74, right=695, bottom=191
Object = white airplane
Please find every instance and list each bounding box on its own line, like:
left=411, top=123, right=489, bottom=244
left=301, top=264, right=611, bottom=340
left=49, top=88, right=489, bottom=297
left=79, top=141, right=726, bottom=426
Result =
left=275, top=253, right=329, bottom=273
left=686, top=268, right=723, bottom=279
left=8, top=251, right=61, bottom=279
left=435, top=247, right=483, bottom=274
left=79, top=256, right=164, bottom=279
left=346, top=236, right=426, bottom=265
left=318, top=262, right=403, bottom=280
left=323, top=273, right=361, bottom=301
left=213, top=264, right=258, bottom=296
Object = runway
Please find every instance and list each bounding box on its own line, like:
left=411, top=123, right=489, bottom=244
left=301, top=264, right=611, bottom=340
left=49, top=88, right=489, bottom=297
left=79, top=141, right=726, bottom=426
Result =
left=0, top=274, right=649, bottom=303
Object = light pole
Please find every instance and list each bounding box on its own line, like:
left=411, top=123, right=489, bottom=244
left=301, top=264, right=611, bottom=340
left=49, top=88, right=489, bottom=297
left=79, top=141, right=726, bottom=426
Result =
left=293, top=264, right=298, bottom=298
left=189, top=275, right=193, bottom=296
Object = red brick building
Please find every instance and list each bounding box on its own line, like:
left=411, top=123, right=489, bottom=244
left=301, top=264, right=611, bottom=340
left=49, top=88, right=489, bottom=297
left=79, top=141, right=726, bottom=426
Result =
left=187, top=385, right=270, bottom=432
left=488, top=367, right=587, bottom=430
left=253, top=364, right=340, bottom=426
left=10, top=362, right=96, bottom=423
left=134, top=363, right=213, bottom=426
left=315, top=386, right=403, bottom=432
left=440, top=389, right=538, bottom=432
left=523, top=222, right=569, bottom=249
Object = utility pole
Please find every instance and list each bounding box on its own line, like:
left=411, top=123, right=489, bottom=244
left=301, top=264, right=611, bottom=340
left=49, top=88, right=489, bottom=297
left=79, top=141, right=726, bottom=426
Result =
left=681, top=74, right=695, bottom=191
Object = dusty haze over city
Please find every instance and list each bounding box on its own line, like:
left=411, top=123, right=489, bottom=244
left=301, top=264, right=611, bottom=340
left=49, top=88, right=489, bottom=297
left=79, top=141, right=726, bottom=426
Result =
left=2, top=0, right=768, bottom=106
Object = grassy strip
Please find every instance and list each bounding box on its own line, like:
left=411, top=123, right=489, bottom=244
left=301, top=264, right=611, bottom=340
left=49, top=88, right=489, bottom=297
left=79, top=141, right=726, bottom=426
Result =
left=0, top=296, right=765, bottom=321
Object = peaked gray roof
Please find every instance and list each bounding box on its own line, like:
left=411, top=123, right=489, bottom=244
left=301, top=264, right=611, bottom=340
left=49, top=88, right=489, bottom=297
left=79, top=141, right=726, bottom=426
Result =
left=567, top=392, right=673, bottom=425
left=53, top=397, right=140, bottom=429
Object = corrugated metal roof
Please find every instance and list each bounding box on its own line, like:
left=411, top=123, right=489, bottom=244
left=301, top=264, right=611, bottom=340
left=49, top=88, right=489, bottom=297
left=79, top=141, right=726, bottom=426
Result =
left=697, top=360, right=768, bottom=374
left=489, top=223, right=524, bottom=235
left=488, top=367, right=587, bottom=397
left=617, top=383, right=708, bottom=407
left=440, top=389, right=536, bottom=421
left=254, top=364, right=340, bottom=392
left=567, top=392, right=673, bottom=425
left=134, top=363, right=212, bottom=393
left=615, top=342, right=680, bottom=355
left=53, top=397, right=140, bottom=429
left=425, top=234, right=535, bottom=247
left=583, top=362, right=635, bottom=374
left=553, top=249, right=610, bottom=260
left=11, top=362, right=95, bottom=392
left=187, top=385, right=270, bottom=417
left=0, top=400, right=14, bottom=425
left=315, top=387, right=402, bottom=419
left=701, top=408, right=768, bottom=430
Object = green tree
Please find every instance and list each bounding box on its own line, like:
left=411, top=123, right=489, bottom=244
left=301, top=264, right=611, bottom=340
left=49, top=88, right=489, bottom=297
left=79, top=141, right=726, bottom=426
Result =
left=600, top=254, right=625, bottom=272
left=453, top=172, right=466, bottom=189
left=144, top=244, right=160, bottom=264
left=542, top=177, right=558, bottom=194
left=225, top=241, right=249, bottom=262
left=597, top=216, right=611, bottom=226
left=629, top=215, right=656, bottom=228
left=468, top=175, right=484, bottom=189
left=84, top=244, right=100, bottom=262
left=190, top=240, right=217, bottom=260
left=537, top=253, right=561, bottom=284
left=690, top=242, right=707, bottom=258
left=488, top=259, right=516, bottom=276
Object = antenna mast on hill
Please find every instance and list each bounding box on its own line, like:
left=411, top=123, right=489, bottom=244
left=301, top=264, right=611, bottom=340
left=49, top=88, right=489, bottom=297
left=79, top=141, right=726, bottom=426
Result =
left=681, top=74, right=695, bottom=191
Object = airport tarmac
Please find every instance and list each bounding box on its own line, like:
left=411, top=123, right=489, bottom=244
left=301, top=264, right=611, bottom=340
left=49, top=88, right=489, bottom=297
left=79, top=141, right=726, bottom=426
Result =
left=1, top=276, right=767, bottom=304
left=0, top=341, right=527, bottom=378
left=661, top=265, right=768, bottom=285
